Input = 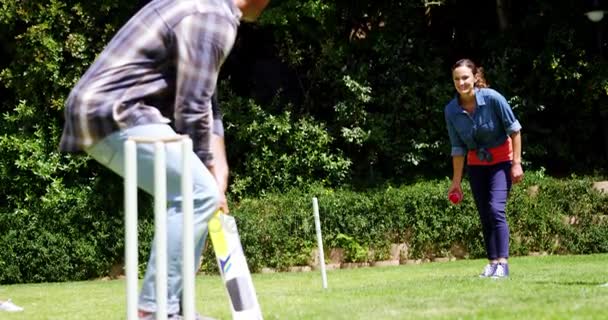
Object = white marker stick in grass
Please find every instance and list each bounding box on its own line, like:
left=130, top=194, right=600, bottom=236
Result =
left=312, top=197, right=328, bottom=289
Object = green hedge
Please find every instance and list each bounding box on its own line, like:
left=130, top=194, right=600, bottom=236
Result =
left=1, top=171, right=607, bottom=283
left=199, top=171, right=608, bottom=273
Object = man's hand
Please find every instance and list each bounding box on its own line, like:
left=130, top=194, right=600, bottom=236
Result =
left=208, top=162, right=229, bottom=213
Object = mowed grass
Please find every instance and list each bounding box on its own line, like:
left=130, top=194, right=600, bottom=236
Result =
left=1, top=254, right=607, bottom=319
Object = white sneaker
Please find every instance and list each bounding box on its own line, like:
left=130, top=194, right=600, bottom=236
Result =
left=0, top=299, right=24, bottom=312
left=491, top=263, right=509, bottom=278
left=479, top=263, right=497, bottom=277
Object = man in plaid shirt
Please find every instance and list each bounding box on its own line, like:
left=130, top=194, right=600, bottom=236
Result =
left=59, top=0, right=269, bottom=318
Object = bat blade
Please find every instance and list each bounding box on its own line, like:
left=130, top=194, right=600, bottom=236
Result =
left=209, top=211, right=263, bottom=320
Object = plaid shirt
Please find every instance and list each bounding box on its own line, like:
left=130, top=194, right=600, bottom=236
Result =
left=59, top=0, right=240, bottom=165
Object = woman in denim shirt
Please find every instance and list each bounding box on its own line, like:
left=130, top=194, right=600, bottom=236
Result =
left=444, top=59, right=524, bottom=278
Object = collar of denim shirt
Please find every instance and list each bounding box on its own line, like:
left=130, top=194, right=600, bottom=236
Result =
left=452, top=88, right=487, bottom=114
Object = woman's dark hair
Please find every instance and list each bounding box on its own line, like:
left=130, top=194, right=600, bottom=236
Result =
left=451, top=58, right=489, bottom=88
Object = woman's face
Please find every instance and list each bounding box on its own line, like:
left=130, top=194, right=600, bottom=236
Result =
left=452, top=66, right=476, bottom=98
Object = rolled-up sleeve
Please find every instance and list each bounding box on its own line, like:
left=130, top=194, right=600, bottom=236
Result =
left=493, top=93, right=522, bottom=135
left=173, top=13, right=237, bottom=165
left=445, top=111, right=467, bottom=157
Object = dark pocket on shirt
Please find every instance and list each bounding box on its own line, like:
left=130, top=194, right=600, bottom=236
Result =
left=475, top=121, right=495, bottom=142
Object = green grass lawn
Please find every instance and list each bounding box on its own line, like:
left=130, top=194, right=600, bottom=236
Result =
left=1, top=254, right=607, bottom=319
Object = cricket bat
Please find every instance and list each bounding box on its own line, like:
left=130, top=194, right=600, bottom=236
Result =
left=208, top=211, right=263, bottom=320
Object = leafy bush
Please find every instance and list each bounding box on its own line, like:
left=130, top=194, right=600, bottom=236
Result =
left=221, top=88, right=351, bottom=197
left=0, top=0, right=153, bottom=284
left=201, top=188, right=319, bottom=273
left=199, top=172, right=608, bottom=273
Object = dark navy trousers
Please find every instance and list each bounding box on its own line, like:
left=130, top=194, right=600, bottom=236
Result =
left=468, top=161, right=512, bottom=260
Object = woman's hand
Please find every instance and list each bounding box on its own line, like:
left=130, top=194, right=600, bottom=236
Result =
left=447, top=181, right=462, bottom=197
left=511, top=162, right=524, bottom=184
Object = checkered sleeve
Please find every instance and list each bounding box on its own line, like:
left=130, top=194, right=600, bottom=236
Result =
left=173, top=13, right=236, bottom=166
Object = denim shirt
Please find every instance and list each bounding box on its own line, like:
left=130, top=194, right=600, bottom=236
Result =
left=444, top=88, right=522, bottom=158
